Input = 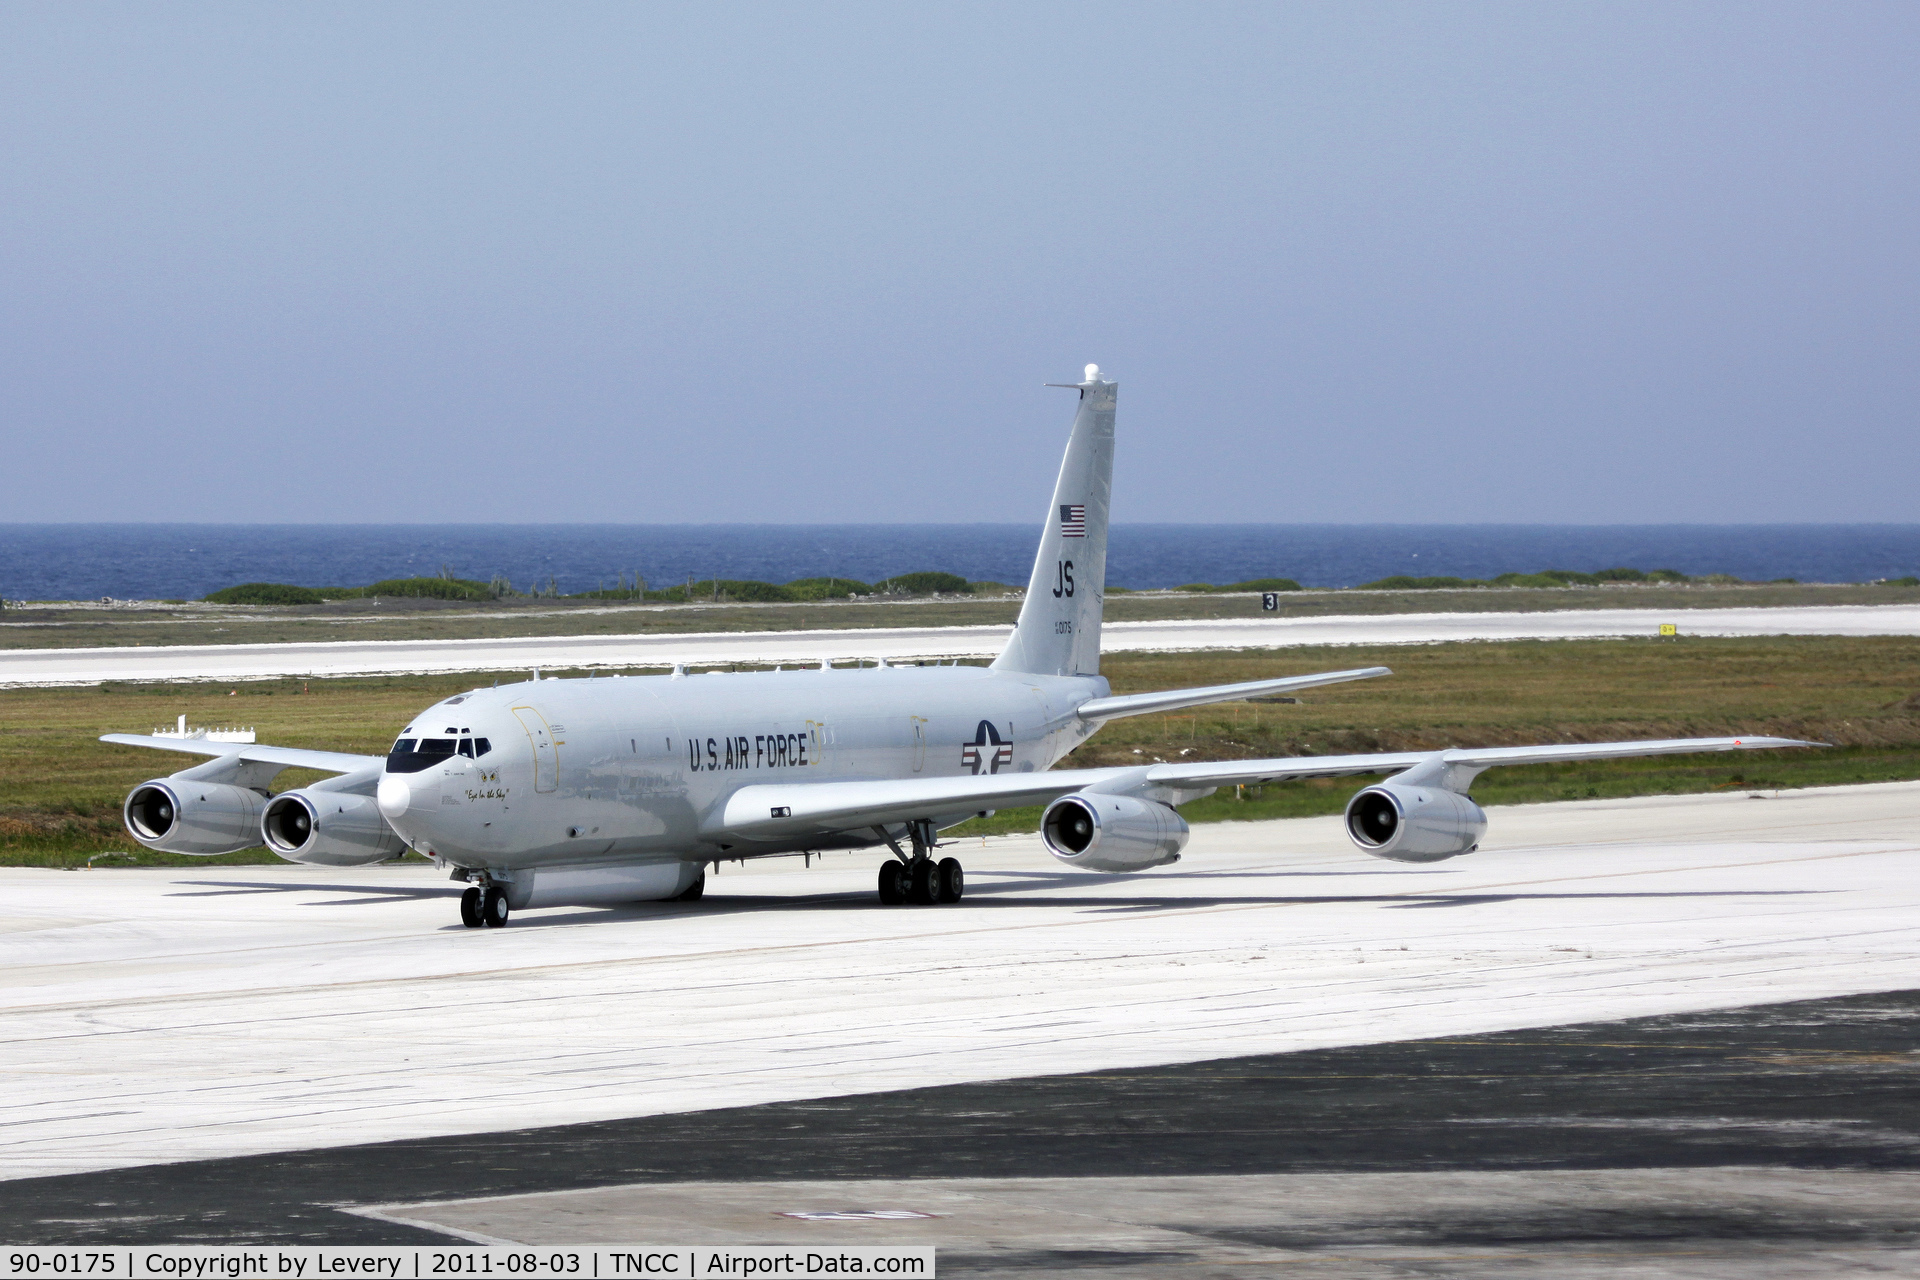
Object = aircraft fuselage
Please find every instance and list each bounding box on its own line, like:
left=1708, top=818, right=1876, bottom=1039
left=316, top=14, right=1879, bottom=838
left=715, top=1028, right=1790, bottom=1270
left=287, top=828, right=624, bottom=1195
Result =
left=376, top=664, right=1109, bottom=874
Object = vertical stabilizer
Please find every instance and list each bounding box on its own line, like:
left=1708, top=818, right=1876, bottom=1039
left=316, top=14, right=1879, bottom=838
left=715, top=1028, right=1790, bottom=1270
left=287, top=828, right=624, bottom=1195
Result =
left=992, top=365, right=1116, bottom=677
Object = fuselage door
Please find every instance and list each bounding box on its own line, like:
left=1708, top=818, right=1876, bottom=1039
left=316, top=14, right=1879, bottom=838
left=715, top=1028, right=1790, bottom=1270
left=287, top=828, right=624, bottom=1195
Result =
left=511, top=706, right=559, bottom=793
left=910, top=716, right=928, bottom=772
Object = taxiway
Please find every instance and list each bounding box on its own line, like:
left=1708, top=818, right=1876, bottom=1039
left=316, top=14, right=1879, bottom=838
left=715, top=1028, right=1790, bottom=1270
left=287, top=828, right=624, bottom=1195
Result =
left=5, top=602, right=1920, bottom=685
left=3, top=780, right=1915, bottom=1186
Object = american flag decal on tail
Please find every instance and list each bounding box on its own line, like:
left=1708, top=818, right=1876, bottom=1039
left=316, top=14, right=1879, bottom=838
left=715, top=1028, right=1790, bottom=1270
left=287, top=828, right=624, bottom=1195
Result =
left=1059, top=504, right=1086, bottom=538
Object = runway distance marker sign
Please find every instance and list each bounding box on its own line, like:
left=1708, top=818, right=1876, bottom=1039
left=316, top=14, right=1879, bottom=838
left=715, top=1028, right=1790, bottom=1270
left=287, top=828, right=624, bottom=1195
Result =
left=2, top=1250, right=934, bottom=1279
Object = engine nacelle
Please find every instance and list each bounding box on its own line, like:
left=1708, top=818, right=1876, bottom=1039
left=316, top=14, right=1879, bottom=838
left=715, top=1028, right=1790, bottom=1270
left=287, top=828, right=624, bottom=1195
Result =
left=123, top=779, right=266, bottom=856
left=1345, top=782, right=1486, bottom=863
left=261, top=790, right=407, bottom=866
left=1041, top=793, right=1189, bottom=873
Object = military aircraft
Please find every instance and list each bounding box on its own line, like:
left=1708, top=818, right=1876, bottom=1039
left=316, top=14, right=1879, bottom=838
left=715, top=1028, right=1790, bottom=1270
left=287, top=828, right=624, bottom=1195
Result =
left=107, top=365, right=1812, bottom=926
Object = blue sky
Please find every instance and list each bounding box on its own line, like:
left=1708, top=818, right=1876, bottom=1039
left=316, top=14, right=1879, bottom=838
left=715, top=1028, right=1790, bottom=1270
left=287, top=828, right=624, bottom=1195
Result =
left=3, top=3, right=1914, bottom=523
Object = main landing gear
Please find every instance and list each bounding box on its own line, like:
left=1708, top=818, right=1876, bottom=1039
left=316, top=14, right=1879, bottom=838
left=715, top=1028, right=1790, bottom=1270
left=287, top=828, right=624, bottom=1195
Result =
left=459, top=882, right=511, bottom=928
left=875, top=820, right=964, bottom=906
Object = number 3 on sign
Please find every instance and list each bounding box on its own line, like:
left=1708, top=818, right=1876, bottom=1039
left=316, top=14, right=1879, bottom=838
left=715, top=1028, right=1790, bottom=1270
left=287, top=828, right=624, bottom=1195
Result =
left=1261, top=593, right=1279, bottom=611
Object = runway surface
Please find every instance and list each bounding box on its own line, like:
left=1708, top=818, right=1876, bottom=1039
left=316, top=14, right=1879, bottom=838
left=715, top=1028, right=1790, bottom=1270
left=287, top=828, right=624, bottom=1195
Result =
left=7, top=602, right=1920, bottom=684
left=6, top=993, right=1918, bottom=1272
left=3, top=780, right=1915, bottom=1190
left=375, top=1167, right=1920, bottom=1276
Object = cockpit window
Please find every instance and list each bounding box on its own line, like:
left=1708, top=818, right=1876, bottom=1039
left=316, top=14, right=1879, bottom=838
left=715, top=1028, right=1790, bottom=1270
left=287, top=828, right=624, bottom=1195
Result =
left=457, top=739, right=474, bottom=758
left=387, top=736, right=456, bottom=774
left=474, top=737, right=491, bottom=757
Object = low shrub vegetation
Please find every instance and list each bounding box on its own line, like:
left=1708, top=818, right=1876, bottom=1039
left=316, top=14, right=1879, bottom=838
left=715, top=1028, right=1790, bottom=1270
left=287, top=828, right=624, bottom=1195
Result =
left=1358, top=567, right=1698, bottom=590
left=205, top=577, right=501, bottom=604
left=204, top=570, right=982, bottom=607
left=203, top=583, right=328, bottom=605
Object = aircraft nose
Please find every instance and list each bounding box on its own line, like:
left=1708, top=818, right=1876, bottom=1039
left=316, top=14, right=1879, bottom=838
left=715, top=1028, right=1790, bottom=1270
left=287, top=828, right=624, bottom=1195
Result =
left=377, top=774, right=413, bottom=819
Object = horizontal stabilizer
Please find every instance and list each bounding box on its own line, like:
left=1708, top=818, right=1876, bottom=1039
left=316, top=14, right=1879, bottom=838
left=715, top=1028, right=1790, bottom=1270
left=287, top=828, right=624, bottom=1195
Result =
left=1075, top=666, right=1392, bottom=721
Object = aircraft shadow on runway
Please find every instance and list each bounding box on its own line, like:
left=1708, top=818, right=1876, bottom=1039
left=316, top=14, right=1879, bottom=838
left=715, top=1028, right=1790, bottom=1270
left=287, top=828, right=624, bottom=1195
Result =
left=956, top=887, right=1826, bottom=914
left=169, top=880, right=462, bottom=902
left=162, top=876, right=1826, bottom=928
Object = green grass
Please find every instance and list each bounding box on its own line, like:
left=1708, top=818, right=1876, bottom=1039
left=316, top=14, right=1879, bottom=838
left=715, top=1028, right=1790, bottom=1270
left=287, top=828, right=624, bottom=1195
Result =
left=3, top=635, right=1917, bottom=866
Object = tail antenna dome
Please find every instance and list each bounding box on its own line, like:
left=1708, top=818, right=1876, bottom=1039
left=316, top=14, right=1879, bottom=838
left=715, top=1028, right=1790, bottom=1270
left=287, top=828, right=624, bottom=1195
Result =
left=1084, top=363, right=1101, bottom=383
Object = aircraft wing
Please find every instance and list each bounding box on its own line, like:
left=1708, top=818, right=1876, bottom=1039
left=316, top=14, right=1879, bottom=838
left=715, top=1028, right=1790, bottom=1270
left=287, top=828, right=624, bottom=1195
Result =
left=1141, top=735, right=1819, bottom=790
left=712, top=769, right=1123, bottom=841
left=1074, top=666, right=1392, bottom=720
left=100, top=734, right=380, bottom=775
left=712, top=735, right=1818, bottom=843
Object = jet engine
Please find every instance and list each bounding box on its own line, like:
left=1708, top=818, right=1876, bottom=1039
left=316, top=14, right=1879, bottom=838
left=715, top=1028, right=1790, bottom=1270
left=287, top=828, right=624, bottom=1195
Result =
left=123, top=779, right=266, bottom=856
left=261, top=790, right=406, bottom=866
left=1041, top=793, right=1189, bottom=872
left=1344, top=782, right=1486, bottom=863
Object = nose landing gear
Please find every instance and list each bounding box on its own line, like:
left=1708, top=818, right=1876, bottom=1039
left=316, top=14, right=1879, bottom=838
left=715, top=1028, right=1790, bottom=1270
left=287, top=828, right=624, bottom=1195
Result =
left=875, top=820, right=965, bottom=906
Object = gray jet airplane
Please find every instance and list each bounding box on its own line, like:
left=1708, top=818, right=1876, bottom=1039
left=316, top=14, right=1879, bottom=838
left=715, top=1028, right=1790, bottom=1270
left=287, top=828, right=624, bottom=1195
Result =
left=108, top=366, right=1814, bottom=926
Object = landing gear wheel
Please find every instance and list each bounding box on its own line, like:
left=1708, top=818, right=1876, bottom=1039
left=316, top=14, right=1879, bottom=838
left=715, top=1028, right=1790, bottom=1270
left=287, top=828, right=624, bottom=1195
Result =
left=675, top=868, right=706, bottom=901
left=910, top=859, right=941, bottom=905
left=878, top=861, right=906, bottom=905
left=936, top=857, right=964, bottom=904
left=481, top=886, right=510, bottom=928
left=459, top=886, right=483, bottom=928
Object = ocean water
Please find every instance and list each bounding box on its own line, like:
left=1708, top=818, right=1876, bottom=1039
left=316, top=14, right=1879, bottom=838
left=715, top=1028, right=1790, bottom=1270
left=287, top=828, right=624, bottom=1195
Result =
left=3, top=524, right=1919, bottom=602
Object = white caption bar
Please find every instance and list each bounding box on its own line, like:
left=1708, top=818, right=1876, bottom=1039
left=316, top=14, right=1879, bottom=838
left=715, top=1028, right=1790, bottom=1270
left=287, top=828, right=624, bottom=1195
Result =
left=0, top=1250, right=933, bottom=1280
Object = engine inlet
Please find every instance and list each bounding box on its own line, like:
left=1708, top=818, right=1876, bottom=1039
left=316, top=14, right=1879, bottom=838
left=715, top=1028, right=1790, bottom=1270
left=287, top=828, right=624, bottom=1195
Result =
left=1346, top=790, right=1400, bottom=847
left=262, top=795, right=316, bottom=853
left=125, top=785, right=178, bottom=840
left=1043, top=797, right=1098, bottom=854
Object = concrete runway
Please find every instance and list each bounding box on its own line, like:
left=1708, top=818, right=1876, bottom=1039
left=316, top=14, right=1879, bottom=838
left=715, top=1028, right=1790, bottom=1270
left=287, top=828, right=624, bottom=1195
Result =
left=6, top=602, right=1920, bottom=685
left=6, top=989, right=1916, bottom=1266
left=4, top=781, right=1915, bottom=1189
left=364, top=1169, right=1920, bottom=1276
